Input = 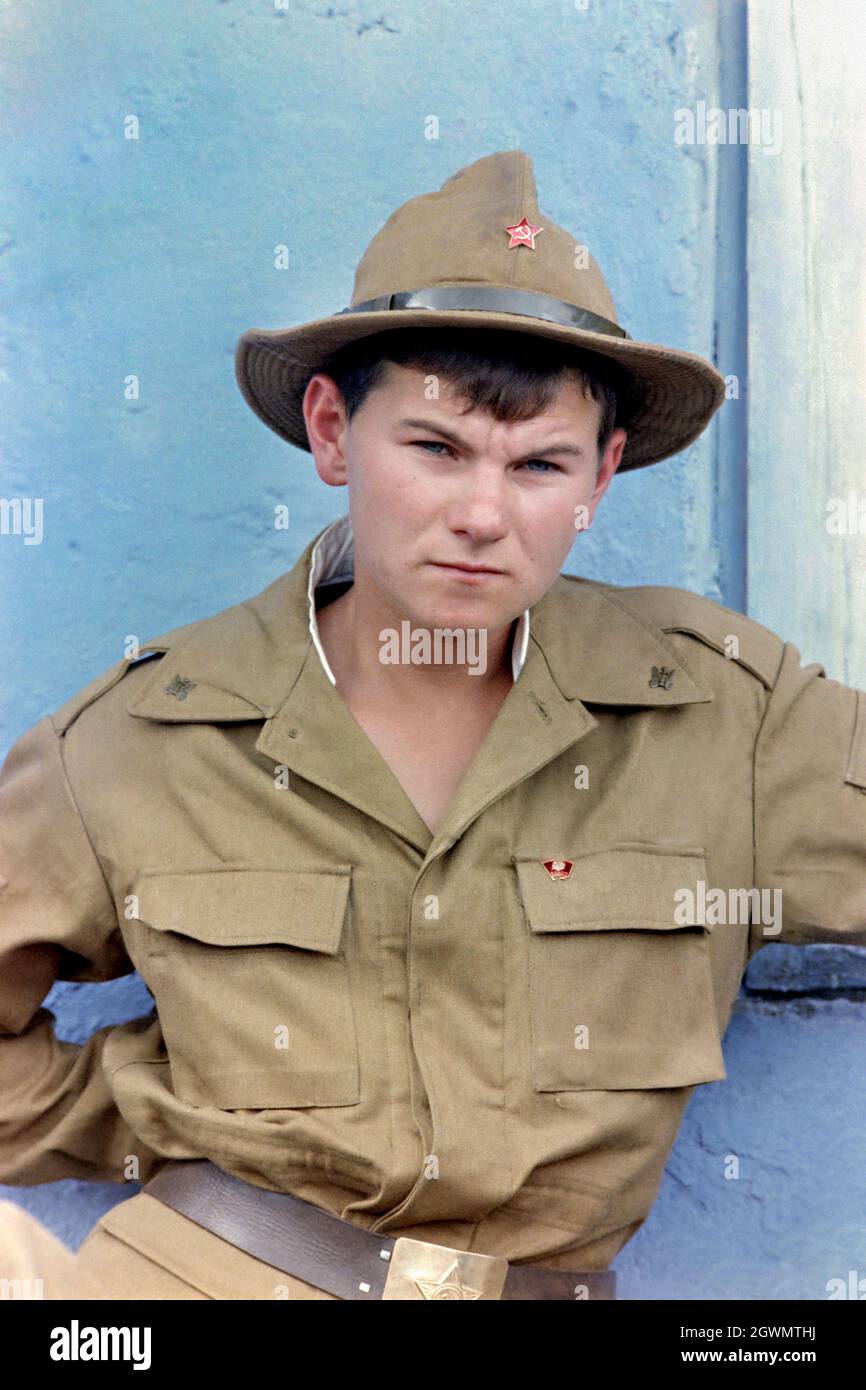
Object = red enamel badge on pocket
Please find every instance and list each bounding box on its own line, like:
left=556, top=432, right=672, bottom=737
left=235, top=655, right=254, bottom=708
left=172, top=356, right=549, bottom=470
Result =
left=542, top=859, right=574, bottom=879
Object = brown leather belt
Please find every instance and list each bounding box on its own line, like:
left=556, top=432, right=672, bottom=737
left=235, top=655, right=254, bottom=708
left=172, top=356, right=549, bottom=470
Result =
left=143, top=1160, right=616, bottom=1301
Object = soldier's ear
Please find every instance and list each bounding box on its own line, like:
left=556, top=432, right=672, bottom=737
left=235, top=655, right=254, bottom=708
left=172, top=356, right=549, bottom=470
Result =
left=592, top=426, right=627, bottom=499
left=304, top=374, right=351, bottom=487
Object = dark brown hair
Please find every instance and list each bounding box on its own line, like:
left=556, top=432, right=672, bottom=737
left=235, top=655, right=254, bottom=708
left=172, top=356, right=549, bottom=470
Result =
left=319, top=327, right=640, bottom=465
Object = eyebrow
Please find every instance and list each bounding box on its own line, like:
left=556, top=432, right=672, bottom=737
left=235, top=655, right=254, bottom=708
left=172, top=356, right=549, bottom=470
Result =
left=396, top=417, right=586, bottom=460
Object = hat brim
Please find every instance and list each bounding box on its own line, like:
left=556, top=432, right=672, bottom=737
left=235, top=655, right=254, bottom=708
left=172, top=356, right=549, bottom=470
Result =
left=235, top=308, right=726, bottom=472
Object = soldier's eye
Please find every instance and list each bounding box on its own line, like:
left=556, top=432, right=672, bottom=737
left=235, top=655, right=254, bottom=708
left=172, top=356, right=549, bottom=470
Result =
left=412, top=440, right=453, bottom=456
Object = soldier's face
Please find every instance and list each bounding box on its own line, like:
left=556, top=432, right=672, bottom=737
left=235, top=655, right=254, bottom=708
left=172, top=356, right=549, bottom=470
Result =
left=305, top=360, right=626, bottom=633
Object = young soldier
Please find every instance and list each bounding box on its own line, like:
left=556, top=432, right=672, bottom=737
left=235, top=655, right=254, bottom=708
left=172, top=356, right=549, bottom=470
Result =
left=1, top=151, right=863, bottom=1300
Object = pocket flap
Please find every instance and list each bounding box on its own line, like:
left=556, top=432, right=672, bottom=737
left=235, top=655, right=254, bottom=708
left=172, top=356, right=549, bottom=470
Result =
left=513, top=843, right=709, bottom=933
left=132, top=865, right=352, bottom=954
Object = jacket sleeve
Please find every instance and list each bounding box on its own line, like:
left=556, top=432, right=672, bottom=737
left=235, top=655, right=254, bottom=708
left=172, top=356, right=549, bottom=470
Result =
left=0, top=713, right=160, bottom=1185
left=751, top=640, right=866, bottom=952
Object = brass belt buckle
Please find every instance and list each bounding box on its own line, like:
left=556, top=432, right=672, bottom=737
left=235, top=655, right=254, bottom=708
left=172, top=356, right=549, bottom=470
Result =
left=381, top=1236, right=509, bottom=1300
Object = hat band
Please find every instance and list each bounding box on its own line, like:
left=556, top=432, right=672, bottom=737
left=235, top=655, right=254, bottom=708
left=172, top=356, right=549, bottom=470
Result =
left=337, top=285, right=631, bottom=340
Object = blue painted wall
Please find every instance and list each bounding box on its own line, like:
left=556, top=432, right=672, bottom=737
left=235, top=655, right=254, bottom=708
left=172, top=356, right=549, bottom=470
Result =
left=1, top=0, right=862, bottom=1299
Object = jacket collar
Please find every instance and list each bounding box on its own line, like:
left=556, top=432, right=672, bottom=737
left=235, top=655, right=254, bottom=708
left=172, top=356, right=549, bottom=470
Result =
left=126, top=520, right=714, bottom=726
left=126, top=523, right=713, bottom=854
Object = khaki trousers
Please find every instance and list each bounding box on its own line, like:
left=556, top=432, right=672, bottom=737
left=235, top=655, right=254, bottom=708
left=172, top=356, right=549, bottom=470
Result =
left=0, top=1194, right=337, bottom=1300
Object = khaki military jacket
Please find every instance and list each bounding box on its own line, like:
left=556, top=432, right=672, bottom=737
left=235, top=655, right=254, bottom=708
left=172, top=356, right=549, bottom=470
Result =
left=1, top=515, right=865, bottom=1272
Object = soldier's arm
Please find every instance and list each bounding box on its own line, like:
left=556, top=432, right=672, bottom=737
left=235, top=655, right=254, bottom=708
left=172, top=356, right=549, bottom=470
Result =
left=0, top=713, right=158, bottom=1185
left=751, top=640, right=866, bottom=953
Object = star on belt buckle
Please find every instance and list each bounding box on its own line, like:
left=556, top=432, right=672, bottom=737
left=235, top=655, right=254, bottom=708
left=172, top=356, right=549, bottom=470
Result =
left=381, top=1237, right=508, bottom=1300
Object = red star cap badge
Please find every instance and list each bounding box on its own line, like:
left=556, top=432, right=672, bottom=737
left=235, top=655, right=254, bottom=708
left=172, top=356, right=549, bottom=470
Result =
left=504, top=215, right=543, bottom=250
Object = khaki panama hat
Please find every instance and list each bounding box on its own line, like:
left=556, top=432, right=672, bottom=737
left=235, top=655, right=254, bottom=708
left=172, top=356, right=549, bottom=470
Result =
left=234, top=150, right=726, bottom=471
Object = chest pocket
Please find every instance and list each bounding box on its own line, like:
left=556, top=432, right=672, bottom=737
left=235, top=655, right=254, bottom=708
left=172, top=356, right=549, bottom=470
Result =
left=132, top=865, right=359, bottom=1110
left=513, top=845, right=727, bottom=1092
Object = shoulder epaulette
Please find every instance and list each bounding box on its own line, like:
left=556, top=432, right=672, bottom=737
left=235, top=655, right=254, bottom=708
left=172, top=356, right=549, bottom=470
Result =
left=612, top=585, right=787, bottom=690
left=564, top=576, right=788, bottom=691
left=50, top=648, right=167, bottom=736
